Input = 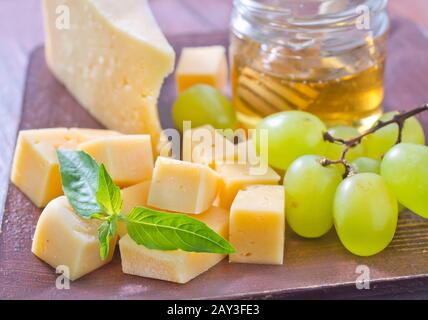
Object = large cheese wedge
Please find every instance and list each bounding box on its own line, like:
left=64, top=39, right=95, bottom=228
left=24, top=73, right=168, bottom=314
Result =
left=32, top=196, right=117, bottom=280
left=229, top=186, right=285, bottom=265
left=148, top=157, right=221, bottom=214
left=118, top=181, right=152, bottom=237
left=216, top=163, right=281, bottom=209
left=42, top=0, right=175, bottom=149
left=79, top=135, right=154, bottom=187
left=119, top=206, right=229, bottom=284
left=11, top=128, right=119, bottom=207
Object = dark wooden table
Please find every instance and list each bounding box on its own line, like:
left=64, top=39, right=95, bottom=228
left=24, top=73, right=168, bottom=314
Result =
left=1, top=0, right=428, bottom=300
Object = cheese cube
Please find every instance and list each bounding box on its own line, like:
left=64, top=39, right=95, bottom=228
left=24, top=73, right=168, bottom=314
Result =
left=216, top=163, right=281, bottom=209
left=11, top=128, right=119, bottom=207
left=183, top=125, right=236, bottom=168
left=148, top=157, right=221, bottom=214
left=79, top=135, right=154, bottom=187
left=32, top=196, right=117, bottom=280
left=118, top=181, right=152, bottom=237
left=42, top=0, right=175, bottom=150
left=119, top=206, right=229, bottom=283
left=229, top=186, right=285, bottom=265
left=176, top=46, right=228, bottom=93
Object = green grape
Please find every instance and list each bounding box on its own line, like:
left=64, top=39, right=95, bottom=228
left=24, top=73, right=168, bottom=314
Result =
left=363, top=111, right=425, bottom=160
left=334, top=173, right=398, bottom=256
left=351, top=157, right=381, bottom=174
left=351, top=157, right=407, bottom=212
left=284, top=155, right=342, bottom=238
left=255, top=111, right=327, bottom=170
left=381, top=143, right=428, bottom=218
left=325, top=126, right=365, bottom=162
left=172, top=84, right=237, bottom=132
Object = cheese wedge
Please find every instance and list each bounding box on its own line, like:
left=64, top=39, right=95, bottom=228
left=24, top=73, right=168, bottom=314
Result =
left=119, top=206, right=229, bottom=284
left=42, top=0, right=175, bottom=149
left=148, top=157, right=221, bottom=214
left=176, top=46, right=228, bottom=93
left=79, top=135, right=154, bottom=187
left=216, top=163, right=281, bottom=209
left=32, top=196, right=117, bottom=280
left=118, top=181, right=152, bottom=237
left=229, top=186, right=285, bottom=265
left=11, top=128, right=119, bottom=207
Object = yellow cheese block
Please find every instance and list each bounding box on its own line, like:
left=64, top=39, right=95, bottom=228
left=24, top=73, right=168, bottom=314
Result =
left=32, top=196, right=117, bottom=280
left=42, top=0, right=175, bottom=150
left=148, top=157, right=221, bottom=214
left=229, top=186, right=285, bottom=265
left=79, top=135, right=154, bottom=187
left=176, top=46, right=228, bottom=93
left=119, top=206, right=229, bottom=284
left=118, top=181, right=152, bottom=237
left=11, top=128, right=119, bottom=207
left=183, top=125, right=236, bottom=168
left=216, top=163, right=281, bottom=209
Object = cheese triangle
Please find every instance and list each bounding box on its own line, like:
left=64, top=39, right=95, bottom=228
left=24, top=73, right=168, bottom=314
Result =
left=42, top=0, right=175, bottom=149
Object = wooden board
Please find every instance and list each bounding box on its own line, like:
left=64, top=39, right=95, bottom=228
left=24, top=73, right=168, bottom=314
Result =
left=1, top=18, right=428, bottom=300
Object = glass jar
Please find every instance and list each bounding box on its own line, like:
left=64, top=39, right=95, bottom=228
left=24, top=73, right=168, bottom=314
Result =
left=230, top=0, right=389, bottom=129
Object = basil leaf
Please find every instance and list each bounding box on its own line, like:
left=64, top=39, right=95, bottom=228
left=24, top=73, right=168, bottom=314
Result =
left=125, top=207, right=236, bottom=254
left=98, top=221, right=110, bottom=261
left=109, top=214, right=118, bottom=237
left=57, top=150, right=102, bottom=218
left=96, top=164, right=122, bottom=215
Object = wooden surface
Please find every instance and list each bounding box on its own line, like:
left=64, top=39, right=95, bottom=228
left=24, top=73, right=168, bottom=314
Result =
left=1, top=17, right=428, bottom=300
left=1, top=0, right=428, bottom=300
left=1, top=0, right=428, bottom=226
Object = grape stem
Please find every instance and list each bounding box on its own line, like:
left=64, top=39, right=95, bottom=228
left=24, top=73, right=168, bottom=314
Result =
left=321, top=103, right=428, bottom=178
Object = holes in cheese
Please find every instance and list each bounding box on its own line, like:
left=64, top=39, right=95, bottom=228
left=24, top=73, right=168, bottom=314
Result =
left=229, top=185, right=285, bottom=265
left=78, top=135, right=154, bottom=188
left=147, top=157, right=221, bottom=214
left=176, top=46, right=228, bottom=93
left=119, top=206, right=229, bottom=284
left=10, top=128, right=120, bottom=207
left=31, top=196, right=117, bottom=281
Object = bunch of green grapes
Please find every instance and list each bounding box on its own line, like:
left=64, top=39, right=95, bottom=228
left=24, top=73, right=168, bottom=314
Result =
left=271, top=110, right=428, bottom=257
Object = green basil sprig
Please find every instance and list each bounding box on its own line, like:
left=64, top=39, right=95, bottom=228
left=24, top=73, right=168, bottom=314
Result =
left=57, top=150, right=235, bottom=260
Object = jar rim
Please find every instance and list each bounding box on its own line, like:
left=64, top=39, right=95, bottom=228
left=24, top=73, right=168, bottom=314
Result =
left=234, top=0, right=388, bottom=28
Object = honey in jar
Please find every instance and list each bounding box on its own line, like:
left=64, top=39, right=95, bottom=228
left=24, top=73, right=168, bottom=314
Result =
left=230, top=0, right=389, bottom=130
